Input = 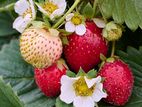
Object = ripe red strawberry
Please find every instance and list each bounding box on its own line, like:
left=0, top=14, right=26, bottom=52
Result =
left=20, top=27, right=62, bottom=68
left=34, top=59, right=67, bottom=97
left=98, top=59, right=134, bottom=106
left=64, top=21, right=108, bottom=73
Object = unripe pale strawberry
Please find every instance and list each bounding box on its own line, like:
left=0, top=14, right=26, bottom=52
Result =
left=20, top=27, right=62, bottom=68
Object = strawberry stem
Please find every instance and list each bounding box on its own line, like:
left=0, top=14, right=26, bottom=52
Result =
left=111, top=41, right=116, bottom=57
left=93, top=0, right=99, bottom=17
left=52, top=0, right=81, bottom=29
left=0, top=3, right=14, bottom=12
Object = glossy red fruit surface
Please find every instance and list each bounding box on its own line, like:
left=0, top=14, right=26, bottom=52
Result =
left=35, top=61, right=67, bottom=97
left=64, top=21, right=108, bottom=73
left=98, top=59, right=134, bottom=106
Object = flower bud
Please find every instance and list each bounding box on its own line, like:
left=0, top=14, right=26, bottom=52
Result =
left=103, top=21, right=122, bottom=41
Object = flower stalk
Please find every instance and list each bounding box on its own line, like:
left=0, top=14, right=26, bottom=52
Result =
left=0, top=3, right=14, bottom=12
left=111, top=41, right=116, bottom=57
left=93, top=0, right=99, bottom=17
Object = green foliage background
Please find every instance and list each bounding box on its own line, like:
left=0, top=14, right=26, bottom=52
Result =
left=0, top=0, right=142, bottom=107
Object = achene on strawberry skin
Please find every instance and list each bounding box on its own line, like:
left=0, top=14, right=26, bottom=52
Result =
left=98, top=59, right=134, bottom=106
left=34, top=60, right=67, bottom=97
left=20, top=27, right=63, bottom=69
left=64, top=21, right=108, bottom=73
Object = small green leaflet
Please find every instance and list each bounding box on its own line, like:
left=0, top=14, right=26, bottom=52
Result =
left=82, top=3, right=94, bottom=18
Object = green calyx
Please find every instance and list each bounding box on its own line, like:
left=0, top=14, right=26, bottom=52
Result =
left=31, top=21, right=59, bottom=37
left=99, top=56, right=119, bottom=70
left=31, top=21, right=49, bottom=29
left=106, top=57, right=115, bottom=63
left=66, top=68, right=97, bottom=79
left=103, top=21, right=122, bottom=41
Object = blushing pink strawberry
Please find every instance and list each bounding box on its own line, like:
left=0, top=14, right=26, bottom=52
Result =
left=98, top=59, right=134, bottom=106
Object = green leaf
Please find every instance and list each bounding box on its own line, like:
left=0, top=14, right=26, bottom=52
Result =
left=99, top=0, right=142, bottom=30
left=87, top=69, right=97, bottom=78
left=0, top=39, right=56, bottom=107
left=0, top=12, right=17, bottom=36
left=82, top=3, right=94, bottom=18
left=0, top=37, right=11, bottom=49
left=66, top=70, right=76, bottom=77
left=0, top=77, right=24, bottom=107
left=56, top=97, right=73, bottom=107
left=124, top=87, right=142, bottom=107
left=0, top=39, right=34, bottom=91
left=76, top=68, right=85, bottom=77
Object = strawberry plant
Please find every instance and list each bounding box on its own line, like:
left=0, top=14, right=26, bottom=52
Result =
left=0, top=0, right=142, bottom=107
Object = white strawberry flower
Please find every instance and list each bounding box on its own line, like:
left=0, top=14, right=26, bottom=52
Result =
left=36, top=0, right=66, bottom=20
left=60, top=75, right=107, bottom=107
left=13, top=0, right=36, bottom=33
left=65, top=13, right=86, bottom=36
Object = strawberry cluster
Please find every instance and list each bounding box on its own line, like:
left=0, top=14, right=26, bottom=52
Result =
left=13, top=0, right=134, bottom=106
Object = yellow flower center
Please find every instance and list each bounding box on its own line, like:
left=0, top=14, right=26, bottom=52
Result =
left=73, top=77, right=95, bottom=96
left=23, top=8, right=32, bottom=18
left=43, top=2, right=58, bottom=15
left=71, top=14, right=82, bottom=25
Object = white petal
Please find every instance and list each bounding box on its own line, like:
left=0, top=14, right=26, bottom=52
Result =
left=36, top=3, right=49, bottom=15
left=14, top=0, right=30, bottom=15
left=13, top=15, right=32, bottom=33
left=85, top=76, right=102, bottom=88
left=92, top=83, right=107, bottom=102
left=66, top=13, right=74, bottom=21
left=60, top=75, right=78, bottom=104
left=57, top=0, right=66, bottom=9
left=73, top=96, right=94, bottom=107
left=49, top=0, right=66, bottom=20
left=50, top=8, right=64, bottom=20
left=93, top=18, right=106, bottom=28
left=75, top=24, right=86, bottom=36
left=50, top=0, right=66, bottom=5
left=29, top=0, right=36, bottom=19
left=51, top=0, right=66, bottom=9
left=65, top=21, right=75, bottom=33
